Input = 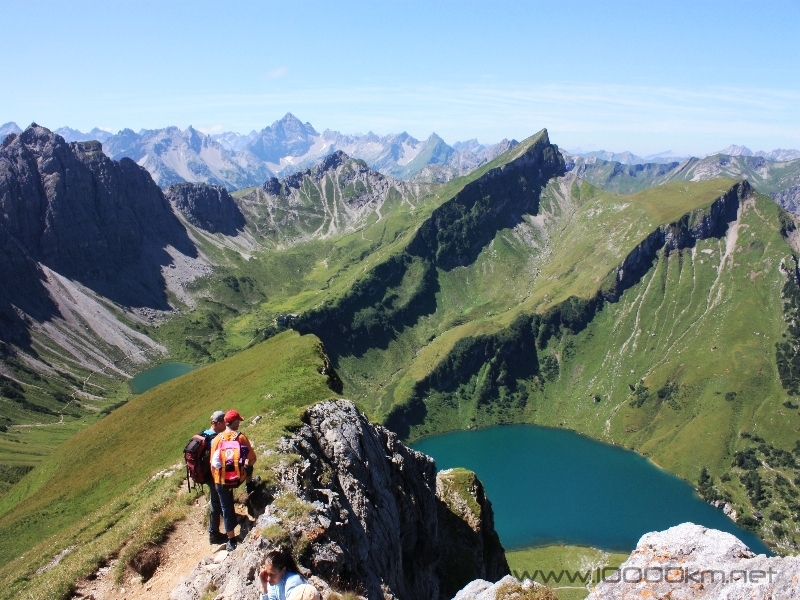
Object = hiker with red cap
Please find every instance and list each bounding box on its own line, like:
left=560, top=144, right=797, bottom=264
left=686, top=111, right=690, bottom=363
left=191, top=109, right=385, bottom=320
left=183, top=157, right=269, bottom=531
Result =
left=209, top=408, right=257, bottom=551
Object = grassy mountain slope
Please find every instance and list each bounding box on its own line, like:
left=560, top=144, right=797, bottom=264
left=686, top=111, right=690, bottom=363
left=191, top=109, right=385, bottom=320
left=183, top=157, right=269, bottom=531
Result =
left=261, top=155, right=799, bottom=550
left=0, top=331, right=337, bottom=597
left=327, top=177, right=743, bottom=420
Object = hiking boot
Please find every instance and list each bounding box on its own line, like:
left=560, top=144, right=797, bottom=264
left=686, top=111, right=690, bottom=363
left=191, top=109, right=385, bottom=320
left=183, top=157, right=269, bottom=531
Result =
left=209, top=531, right=227, bottom=545
left=225, top=538, right=237, bottom=552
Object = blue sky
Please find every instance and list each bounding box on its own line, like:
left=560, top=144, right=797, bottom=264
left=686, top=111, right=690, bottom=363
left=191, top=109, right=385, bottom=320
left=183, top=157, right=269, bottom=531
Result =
left=1, top=1, right=798, bottom=155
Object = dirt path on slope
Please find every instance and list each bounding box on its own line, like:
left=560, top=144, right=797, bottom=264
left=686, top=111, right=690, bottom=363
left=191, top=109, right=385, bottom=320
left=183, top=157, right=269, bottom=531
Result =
left=71, top=499, right=228, bottom=600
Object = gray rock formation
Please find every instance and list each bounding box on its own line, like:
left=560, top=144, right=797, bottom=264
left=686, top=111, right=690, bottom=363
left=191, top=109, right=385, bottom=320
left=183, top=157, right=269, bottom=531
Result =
left=0, top=124, right=196, bottom=309
left=587, top=523, right=800, bottom=600
left=773, top=185, right=800, bottom=214
left=165, top=182, right=245, bottom=235
left=171, top=399, right=508, bottom=600
left=453, top=575, right=554, bottom=600
left=239, top=150, right=427, bottom=244
left=436, top=469, right=510, bottom=597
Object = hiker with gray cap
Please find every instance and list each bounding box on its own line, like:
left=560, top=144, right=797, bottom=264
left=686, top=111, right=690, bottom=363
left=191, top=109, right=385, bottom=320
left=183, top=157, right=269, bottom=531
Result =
left=203, top=410, right=227, bottom=544
left=210, top=409, right=258, bottom=551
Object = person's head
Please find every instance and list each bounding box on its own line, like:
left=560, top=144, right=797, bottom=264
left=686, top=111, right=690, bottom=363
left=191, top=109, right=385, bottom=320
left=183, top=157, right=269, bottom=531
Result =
left=224, top=409, right=244, bottom=431
left=260, top=549, right=299, bottom=585
left=210, top=410, right=225, bottom=433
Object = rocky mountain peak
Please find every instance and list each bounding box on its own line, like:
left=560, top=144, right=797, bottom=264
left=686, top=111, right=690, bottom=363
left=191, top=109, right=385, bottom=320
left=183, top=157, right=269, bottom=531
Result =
left=715, top=144, right=753, bottom=157
left=313, top=149, right=350, bottom=174
left=0, top=123, right=195, bottom=308
left=246, top=113, right=320, bottom=163
left=277, top=112, right=319, bottom=136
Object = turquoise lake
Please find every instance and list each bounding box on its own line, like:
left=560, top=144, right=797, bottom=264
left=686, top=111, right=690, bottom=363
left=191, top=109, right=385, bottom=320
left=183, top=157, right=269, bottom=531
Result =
left=412, top=424, right=770, bottom=554
left=129, top=362, right=197, bottom=394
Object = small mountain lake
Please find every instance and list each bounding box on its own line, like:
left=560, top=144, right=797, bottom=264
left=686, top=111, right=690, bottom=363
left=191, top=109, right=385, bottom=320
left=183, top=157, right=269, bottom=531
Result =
left=412, top=424, right=770, bottom=555
left=129, top=362, right=197, bottom=394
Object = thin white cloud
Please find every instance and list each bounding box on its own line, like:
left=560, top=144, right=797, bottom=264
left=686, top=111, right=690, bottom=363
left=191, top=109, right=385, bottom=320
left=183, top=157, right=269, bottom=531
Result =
left=261, top=67, right=289, bottom=81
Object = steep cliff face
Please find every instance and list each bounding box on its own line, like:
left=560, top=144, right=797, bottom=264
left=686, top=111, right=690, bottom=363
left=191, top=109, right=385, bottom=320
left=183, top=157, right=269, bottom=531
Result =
left=0, top=124, right=196, bottom=309
left=165, top=182, right=245, bottom=235
left=0, top=220, right=54, bottom=347
left=436, top=469, right=509, bottom=597
left=773, top=184, right=800, bottom=214
left=171, top=400, right=508, bottom=600
left=601, top=181, right=747, bottom=302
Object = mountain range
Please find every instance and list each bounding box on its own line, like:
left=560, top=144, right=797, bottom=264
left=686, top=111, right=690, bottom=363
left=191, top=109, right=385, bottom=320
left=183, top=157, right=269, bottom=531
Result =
left=1, top=115, right=518, bottom=190
left=2, top=121, right=800, bottom=597
left=565, top=153, right=800, bottom=215
left=565, top=146, right=800, bottom=165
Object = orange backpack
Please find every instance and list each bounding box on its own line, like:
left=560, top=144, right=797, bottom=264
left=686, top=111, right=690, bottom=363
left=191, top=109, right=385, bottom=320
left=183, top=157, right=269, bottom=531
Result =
left=216, top=432, right=246, bottom=487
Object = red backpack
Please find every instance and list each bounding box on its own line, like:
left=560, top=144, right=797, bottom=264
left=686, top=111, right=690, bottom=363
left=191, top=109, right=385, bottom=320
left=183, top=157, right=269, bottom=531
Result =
left=183, top=434, right=211, bottom=490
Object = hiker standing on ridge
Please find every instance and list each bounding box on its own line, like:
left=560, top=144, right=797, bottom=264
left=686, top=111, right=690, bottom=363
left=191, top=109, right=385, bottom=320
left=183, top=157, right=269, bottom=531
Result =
left=209, top=409, right=257, bottom=551
left=204, top=410, right=227, bottom=545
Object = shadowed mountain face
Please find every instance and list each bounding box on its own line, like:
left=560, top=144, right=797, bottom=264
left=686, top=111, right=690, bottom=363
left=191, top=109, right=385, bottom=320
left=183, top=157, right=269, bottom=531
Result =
left=0, top=222, right=54, bottom=348
left=0, top=125, right=196, bottom=313
left=165, top=182, right=245, bottom=235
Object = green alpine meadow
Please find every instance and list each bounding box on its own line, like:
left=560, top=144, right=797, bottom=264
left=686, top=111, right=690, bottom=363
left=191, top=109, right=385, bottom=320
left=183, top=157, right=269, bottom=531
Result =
left=1, top=125, right=800, bottom=599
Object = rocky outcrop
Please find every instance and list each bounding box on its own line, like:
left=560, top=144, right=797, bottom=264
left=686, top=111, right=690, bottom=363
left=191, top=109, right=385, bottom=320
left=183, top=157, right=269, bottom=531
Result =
left=587, top=523, right=800, bottom=600
left=165, top=182, right=245, bottom=235
left=171, top=399, right=508, bottom=600
left=602, top=181, right=747, bottom=301
left=453, top=575, right=556, bottom=600
left=436, top=469, right=509, bottom=597
left=0, top=124, right=196, bottom=309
